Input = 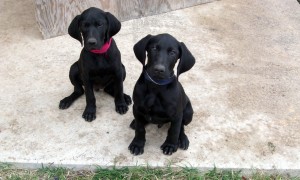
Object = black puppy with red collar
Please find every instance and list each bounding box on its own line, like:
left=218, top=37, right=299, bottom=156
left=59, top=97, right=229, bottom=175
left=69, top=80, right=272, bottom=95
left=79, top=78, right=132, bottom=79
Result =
left=129, top=34, right=195, bottom=155
left=59, top=7, right=131, bottom=121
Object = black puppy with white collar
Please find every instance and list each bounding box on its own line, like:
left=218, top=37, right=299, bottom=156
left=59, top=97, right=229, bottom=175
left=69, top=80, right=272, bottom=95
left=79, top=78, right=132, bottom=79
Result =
left=59, top=7, right=131, bottom=121
left=129, top=34, right=195, bottom=155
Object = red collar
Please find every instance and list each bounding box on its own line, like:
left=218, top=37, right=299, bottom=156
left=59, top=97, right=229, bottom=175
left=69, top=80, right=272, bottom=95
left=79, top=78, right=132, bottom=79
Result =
left=90, top=38, right=112, bottom=54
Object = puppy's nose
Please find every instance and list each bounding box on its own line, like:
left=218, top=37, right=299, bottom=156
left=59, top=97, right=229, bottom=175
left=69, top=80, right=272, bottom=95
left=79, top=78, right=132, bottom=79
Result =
left=87, top=38, right=97, bottom=45
left=154, top=65, right=165, bottom=74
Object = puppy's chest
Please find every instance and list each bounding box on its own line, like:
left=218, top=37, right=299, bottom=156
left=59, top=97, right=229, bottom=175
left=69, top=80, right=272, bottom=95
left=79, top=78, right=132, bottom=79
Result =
left=139, top=93, right=178, bottom=123
left=81, top=57, right=115, bottom=86
left=85, top=58, right=114, bottom=74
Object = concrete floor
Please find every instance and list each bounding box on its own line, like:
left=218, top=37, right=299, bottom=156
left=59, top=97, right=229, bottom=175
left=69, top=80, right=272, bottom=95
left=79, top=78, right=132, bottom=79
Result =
left=0, top=0, right=300, bottom=174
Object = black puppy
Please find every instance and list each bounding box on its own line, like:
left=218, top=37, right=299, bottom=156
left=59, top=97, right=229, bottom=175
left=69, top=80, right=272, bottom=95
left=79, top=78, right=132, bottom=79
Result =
left=128, top=34, right=195, bottom=155
left=59, top=7, right=131, bottom=121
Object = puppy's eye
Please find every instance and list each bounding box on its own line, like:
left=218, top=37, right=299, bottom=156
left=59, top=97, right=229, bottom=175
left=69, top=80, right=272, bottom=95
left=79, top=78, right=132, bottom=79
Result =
left=168, top=50, right=176, bottom=56
left=84, top=23, right=89, bottom=28
left=151, top=47, right=157, bottom=51
left=97, top=24, right=103, bottom=28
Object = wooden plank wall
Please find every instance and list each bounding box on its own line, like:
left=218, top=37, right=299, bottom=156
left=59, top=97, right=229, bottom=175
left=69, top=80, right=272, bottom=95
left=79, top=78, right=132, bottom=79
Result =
left=35, top=0, right=215, bottom=39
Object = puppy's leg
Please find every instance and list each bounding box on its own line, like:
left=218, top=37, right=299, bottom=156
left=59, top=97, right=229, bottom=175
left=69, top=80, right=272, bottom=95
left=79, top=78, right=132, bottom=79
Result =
left=104, top=82, right=131, bottom=106
left=178, top=125, right=189, bottom=150
left=108, top=64, right=131, bottom=114
left=160, top=115, right=182, bottom=155
left=59, top=62, right=84, bottom=109
left=82, top=78, right=96, bottom=122
left=183, top=100, right=193, bottom=126
left=128, top=105, right=147, bottom=155
left=129, top=119, right=149, bottom=130
left=179, top=100, right=193, bottom=150
left=130, top=93, right=155, bottom=129
left=104, top=64, right=131, bottom=106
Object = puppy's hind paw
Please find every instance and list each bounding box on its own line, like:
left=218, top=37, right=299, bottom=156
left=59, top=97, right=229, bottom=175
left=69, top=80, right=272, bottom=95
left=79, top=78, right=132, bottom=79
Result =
left=124, top=94, right=132, bottom=105
left=179, top=134, right=189, bottom=150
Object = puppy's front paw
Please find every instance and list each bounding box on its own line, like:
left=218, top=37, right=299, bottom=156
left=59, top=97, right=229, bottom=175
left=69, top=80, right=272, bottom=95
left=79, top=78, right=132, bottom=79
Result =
left=128, top=140, right=145, bottom=155
left=115, top=103, right=128, bottom=115
left=82, top=106, right=96, bottom=122
left=160, top=141, right=178, bottom=155
left=59, top=97, right=73, bottom=109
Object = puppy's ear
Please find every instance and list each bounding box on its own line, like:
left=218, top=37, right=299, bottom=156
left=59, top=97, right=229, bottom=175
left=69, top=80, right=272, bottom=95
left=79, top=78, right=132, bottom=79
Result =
left=177, top=42, right=195, bottom=76
left=133, top=35, right=152, bottom=66
left=68, top=15, right=82, bottom=45
left=105, top=12, right=121, bottom=40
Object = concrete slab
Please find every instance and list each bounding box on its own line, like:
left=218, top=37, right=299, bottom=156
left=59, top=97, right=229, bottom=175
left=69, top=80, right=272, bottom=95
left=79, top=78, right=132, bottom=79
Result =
left=0, top=0, right=300, bottom=174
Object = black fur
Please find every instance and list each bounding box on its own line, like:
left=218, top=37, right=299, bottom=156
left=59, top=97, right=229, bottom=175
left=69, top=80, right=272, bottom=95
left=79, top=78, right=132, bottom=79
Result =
left=128, top=34, right=195, bottom=155
left=59, top=7, right=131, bottom=122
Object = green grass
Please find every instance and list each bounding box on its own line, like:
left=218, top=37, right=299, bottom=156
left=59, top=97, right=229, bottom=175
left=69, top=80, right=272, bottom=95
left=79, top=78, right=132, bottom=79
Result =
left=0, top=163, right=298, bottom=180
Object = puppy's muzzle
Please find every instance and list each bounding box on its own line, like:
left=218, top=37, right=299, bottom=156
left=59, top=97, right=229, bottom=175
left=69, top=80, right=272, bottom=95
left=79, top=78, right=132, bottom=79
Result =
left=154, top=64, right=165, bottom=73
left=87, top=38, right=97, bottom=46
left=153, top=64, right=166, bottom=76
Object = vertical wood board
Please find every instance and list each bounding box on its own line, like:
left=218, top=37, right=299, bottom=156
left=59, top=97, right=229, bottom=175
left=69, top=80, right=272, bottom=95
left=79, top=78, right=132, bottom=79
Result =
left=35, top=0, right=215, bottom=39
